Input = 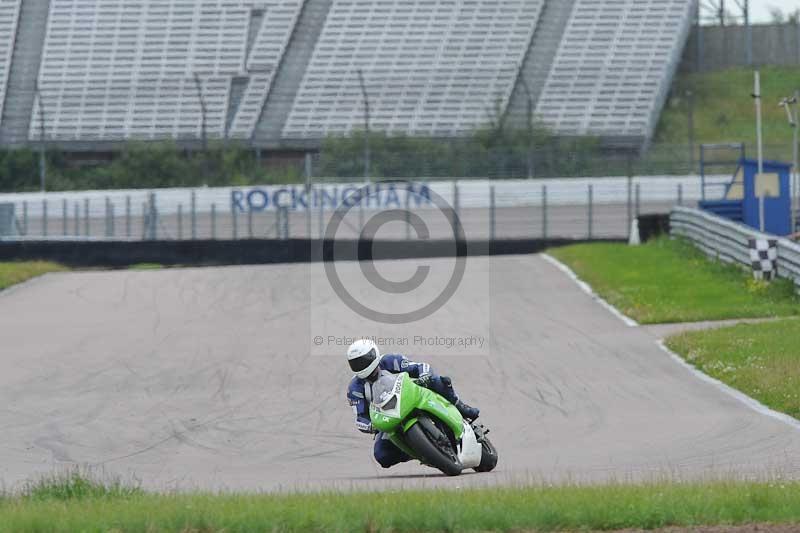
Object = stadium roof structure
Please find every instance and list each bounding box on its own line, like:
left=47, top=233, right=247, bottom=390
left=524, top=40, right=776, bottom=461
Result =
left=0, top=0, right=695, bottom=152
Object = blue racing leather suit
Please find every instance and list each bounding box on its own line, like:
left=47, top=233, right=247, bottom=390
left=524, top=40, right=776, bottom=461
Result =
left=346, top=353, right=462, bottom=468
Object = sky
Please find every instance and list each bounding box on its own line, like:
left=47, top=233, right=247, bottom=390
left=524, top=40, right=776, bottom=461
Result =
left=737, top=0, right=799, bottom=23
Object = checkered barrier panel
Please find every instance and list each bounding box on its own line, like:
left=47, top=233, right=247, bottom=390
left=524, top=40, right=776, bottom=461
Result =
left=748, top=238, right=778, bottom=280
left=671, top=207, right=800, bottom=291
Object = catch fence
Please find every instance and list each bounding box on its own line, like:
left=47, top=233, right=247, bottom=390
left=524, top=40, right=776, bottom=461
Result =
left=0, top=176, right=731, bottom=242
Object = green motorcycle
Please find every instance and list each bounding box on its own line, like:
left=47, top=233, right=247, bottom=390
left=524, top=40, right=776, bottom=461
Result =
left=369, top=372, right=498, bottom=476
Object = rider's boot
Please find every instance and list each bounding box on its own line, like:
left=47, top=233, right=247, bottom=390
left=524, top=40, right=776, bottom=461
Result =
left=455, top=399, right=480, bottom=421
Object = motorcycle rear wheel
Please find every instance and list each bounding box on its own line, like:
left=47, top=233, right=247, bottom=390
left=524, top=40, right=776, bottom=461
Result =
left=405, top=415, right=462, bottom=476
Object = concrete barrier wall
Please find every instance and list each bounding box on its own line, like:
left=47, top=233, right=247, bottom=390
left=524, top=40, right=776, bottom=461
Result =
left=0, top=176, right=732, bottom=218
left=0, top=237, right=623, bottom=268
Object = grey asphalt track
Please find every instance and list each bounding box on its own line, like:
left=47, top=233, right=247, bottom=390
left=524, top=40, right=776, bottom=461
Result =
left=1, top=255, right=799, bottom=492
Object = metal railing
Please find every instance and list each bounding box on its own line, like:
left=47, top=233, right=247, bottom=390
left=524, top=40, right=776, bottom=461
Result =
left=777, top=239, right=800, bottom=289
left=671, top=206, right=800, bottom=291
left=0, top=177, right=733, bottom=242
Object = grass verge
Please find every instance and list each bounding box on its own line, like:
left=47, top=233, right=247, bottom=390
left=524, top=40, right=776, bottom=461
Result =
left=128, top=262, right=165, bottom=270
left=667, top=318, right=800, bottom=419
left=655, top=65, right=800, bottom=161
left=0, top=261, right=66, bottom=291
left=2, top=474, right=800, bottom=532
left=548, top=238, right=799, bottom=324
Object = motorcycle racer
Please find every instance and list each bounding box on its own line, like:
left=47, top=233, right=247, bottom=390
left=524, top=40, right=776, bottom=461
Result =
left=345, top=338, right=480, bottom=468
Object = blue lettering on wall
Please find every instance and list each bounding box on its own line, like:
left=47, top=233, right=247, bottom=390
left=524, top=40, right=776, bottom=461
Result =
left=231, top=190, right=245, bottom=212
left=231, top=182, right=433, bottom=212
left=247, top=189, right=269, bottom=212
left=385, top=185, right=400, bottom=207
left=274, top=189, right=290, bottom=208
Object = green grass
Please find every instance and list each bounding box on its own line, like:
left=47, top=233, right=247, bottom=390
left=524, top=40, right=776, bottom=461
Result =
left=128, top=262, right=165, bottom=270
left=0, top=261, right=66, bottom=291
left=4, top=473, right=800, bottom=532
left=655, top=66, right=800, bottom=161
left=548, top=238, right=800, bottom=324
left=667, top=318, right=800, bottom=419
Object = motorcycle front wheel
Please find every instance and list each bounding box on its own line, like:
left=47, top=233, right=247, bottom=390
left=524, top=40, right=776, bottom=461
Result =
left=404, top=415, right=462, bottom=476
left=473, top=435, right=498, bottom=472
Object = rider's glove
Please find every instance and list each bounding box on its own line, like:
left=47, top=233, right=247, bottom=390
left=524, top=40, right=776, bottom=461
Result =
left=356, top=419, right=377, bottom=434
left=416, top=373, right=433, bottom=388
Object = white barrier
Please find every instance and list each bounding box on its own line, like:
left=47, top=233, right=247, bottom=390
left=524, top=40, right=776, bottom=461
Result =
left=671, top=206, right=800, bottom=291
left=0, top=175, right=730, bottom=218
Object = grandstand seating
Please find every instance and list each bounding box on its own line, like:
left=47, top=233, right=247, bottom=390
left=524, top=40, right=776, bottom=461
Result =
left=281, top=0, right=544, bottom=139
left=534, top=0, right=694, bottom=138
left=30, top=0, right=251, bottom=141
left=0, top=1, right=21, bottom=127
left=228, top=0, right=304, bottom=139
left=0, top=0, right=694, bottom=148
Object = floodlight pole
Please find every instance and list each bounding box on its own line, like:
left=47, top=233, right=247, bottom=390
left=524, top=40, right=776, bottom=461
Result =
left=193, top=72, right=208, bottom=152
left=794, top=91, right=799, bottom=233
left=35, top=81, right=46, bottom=192
left=687, top=88, right=695, bottom=168
left=518, top=68, right=534, bottom=179
left=357, top=69, right=371, bottom=183
left=781, top=92, right=799, bottom=233
left=744, top=0, right=752, bottom=65
left=754, top=70, right=765, bottom=232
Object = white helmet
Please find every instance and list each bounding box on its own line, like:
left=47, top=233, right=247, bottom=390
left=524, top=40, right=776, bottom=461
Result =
left=347, top=339, right=381, bottom=379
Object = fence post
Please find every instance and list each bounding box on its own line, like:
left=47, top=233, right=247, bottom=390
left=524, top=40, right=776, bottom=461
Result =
left=358, top=194, right=364, bottom=234
left=141, top=202, right=147, bottom=238
left=191, top=190, right=197, bottom=240
left=405, top=192, right=411, bottom=240
left=125, top=195, right=131, bottom=238
left=677, top=183, right=683, bottom=206
left=281, top=207, right=289, bottom=240
left=627, top=176, right=633, bottom=235
left=635, top=183, right=641, bottom=217
left=22, top=201, right=27, bottom=235
left=83, top=198, right=89, bottom=236
left=211, top=203, right=217, bottom=240
left=452, top=181, right=460, bottom=240
left=42, top=199, right=47, bottom=237
left=105, top=197, right=111, bottom=237
left=177, top=204, right=183, bottom=240
left=109, top=201, right=115, bottom=238
left=232, top=200, right=238, bottom=240
left=305, top=188, right=312, bottom=239
left=318, top=199, right=324, bottom=239
left=148, top=193, right=157, bottom=240
left=542, top=185, right=548, bottom=240
left=62, top=199, right=67, bottom=236
left=489, top=185, right=496, bottom=241
left=74, top=202, right=79, bottom=236
left=588, top=184, right=593, bottom=240
left=305, top=154, right=313, bottom=239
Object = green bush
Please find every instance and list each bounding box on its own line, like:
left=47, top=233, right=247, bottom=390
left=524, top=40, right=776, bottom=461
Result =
left=316, top=127, right=623, bottom=180
left=0, top=142, right=305, bottom=193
